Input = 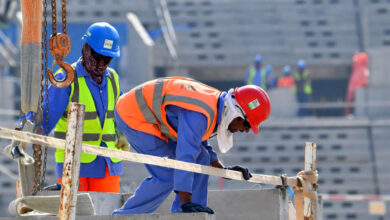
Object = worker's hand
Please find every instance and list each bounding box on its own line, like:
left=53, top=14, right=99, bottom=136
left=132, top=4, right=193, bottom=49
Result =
left=181, top=202, right=214, bottom=214
left=116, top=134, right=130, bottom=151
left=226, top=165, right=252, bottom=180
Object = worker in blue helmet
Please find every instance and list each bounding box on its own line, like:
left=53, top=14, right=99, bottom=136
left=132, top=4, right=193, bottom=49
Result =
left=82, top=22, right=120, bottom=58
left=245, top=54, right=267, bottom=89
left=277, top=65, right=295, bottom=88
left=265, top=65, right=277, bottom=90
left=41, top=22, right=128, bottom=193
left=294, top=59, right=312, bottom=116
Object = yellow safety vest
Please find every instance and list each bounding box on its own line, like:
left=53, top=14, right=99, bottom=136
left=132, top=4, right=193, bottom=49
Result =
left=247, top=66, right=267, bottom=89
left=54, top=66, right=121, bottom=163
left=294, top=71, right=312, bottom=95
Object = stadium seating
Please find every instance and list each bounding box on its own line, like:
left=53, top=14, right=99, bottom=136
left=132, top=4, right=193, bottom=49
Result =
left=210, top=119, right=390, bottom=220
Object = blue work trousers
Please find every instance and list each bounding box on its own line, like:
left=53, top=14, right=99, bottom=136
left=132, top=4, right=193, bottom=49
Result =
left=112, top=111, right=210, bottom=214
left=296, top=92, right=311, bottom=116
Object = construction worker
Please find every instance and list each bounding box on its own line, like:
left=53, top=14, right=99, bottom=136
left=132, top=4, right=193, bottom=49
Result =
left=294, top=59, right=312, bottom=116
left=112, top=77, right=271, bottom=214
left=277, top=65, right=295, bottom=88
left=41, top=22, right=128, bottom=193
left=245, top=54, right=267, bottom=89
left=265, top=65, right=277, bottom=90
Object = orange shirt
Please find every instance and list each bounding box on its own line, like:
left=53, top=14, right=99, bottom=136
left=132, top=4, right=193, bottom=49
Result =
left=277, top=76, right=295, bottom=88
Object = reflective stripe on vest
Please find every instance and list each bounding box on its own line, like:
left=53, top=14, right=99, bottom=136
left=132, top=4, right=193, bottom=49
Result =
left=54, top=132, right=116, bottom=142
left=54, top=67, right=121, bottom=163
left=61, top=110, right=115, bottom=119
left=117, top=77, right=220, bottom=142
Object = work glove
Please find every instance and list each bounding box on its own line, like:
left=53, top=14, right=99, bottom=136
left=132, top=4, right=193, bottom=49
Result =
left=181, top=202, right=214, bottom=214
left=116, top=134, right=130, bottom=151
left=226, top=165, right=252, bottom=180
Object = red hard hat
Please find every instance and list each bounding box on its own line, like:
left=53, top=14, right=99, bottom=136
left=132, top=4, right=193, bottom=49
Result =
left=234, top=85, right=271, bottom=134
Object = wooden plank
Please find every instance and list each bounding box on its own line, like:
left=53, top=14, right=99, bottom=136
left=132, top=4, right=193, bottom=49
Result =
left=58, top=103, right=85, bottom=220
left=0, top=126, right=298, bottom=187
left=304, top=142, right=317, bottom=220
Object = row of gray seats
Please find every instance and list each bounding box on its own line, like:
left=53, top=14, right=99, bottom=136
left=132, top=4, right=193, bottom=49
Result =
left=213, top=123, right=390, bottom=220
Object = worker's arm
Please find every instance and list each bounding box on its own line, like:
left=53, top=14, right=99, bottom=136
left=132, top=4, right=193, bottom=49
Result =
left=41, top=71, right=71, bottom=135
left=165, top=106, right=209, bottom=205
left=117, top=73, right=124, bottom=97
left=113, top=73, right=129, bottom=150
left=173, top=108, right=205, bottom=191
left=172, top=108, right=218, bottom=214
left=202, top=140, right=218, bottom=162
left=202, top=140, right=223, bottom=168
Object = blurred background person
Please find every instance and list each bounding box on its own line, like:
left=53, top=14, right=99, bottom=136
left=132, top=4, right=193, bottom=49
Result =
left=265, top=64, right=277, bottom=90
left=277, top=65, right=295, bottom=88
left=244, top=54, right=267, bottom=89
left=294, top=59, right=312, bottom=116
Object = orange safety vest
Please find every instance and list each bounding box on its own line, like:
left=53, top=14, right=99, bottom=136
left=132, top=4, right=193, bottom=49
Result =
left=277, top=76, right=295, bottom=88
left=116, top=77, right=221, bottom=142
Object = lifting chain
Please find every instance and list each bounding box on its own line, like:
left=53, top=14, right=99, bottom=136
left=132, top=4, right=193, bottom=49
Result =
left=42, top=0, right=50, bottom=190
left=32, top=144, right=42, bottom=194
left=32, top=0, right=50, bottom=195
left=62, top=0, right=67, bottom=35
left=47, top=0, right=74, bottom=88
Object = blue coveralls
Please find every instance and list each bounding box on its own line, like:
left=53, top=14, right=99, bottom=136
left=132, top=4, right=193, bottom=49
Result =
left=244, top=66, right=262, bottom=87
left=41, top=59, right=123, bottom=178
left=112, top=93, right=226, bottom=214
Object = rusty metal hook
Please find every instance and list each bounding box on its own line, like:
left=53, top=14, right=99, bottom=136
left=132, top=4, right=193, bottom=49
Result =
left=47, top=60, right=74, bottom=88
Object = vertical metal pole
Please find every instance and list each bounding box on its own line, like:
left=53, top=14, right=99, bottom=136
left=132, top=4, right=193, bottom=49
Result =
left=304, top=142, right=317, bottom=220
left=58, top=103, right=85, bottom=220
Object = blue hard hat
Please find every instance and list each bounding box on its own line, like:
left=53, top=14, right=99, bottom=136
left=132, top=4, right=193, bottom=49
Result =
left=283, top=65, right=291, bottom=75
left=297, top=59, right=306, bottom=69
left=82, top=22, right=120, bottom=58
left=254, top=54, right=262, bottom=63
left=266, top=65, right=273, bottom=74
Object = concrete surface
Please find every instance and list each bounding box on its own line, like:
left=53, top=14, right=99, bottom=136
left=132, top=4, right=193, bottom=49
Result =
left=3, top=186, right=322, bottom=220
left=133, top=189, right=291, bottom=220
left=0, top=213, right=215, bottom=220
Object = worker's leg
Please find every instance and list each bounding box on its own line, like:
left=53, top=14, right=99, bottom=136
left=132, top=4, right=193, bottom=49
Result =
left=57, top=177, right=89, bottom=191
left=296, top=93, right=305, bottom=116
left=86, top=165, right=120, bottom=193
left=297, top=92, right=310, bottom=116
left=113, top=137, right=174, bottom=214
left=113, top=112, right=175, bottom=214
left=303, top=93, right=311, bottom=116
left=171, top=146, right=210, bottom=212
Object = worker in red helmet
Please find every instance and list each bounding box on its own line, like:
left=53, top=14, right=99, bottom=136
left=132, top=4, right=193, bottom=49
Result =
left=113, top=77, right=271, bottom=215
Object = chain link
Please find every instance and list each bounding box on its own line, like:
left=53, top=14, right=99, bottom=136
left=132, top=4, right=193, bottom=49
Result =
left=41, top=0, right=50, bottom=188
left=51, top=0, right=57, bottom=36
left=34, top=0, right=67, bottom=193
left=32, top=0, right=50, bottom=195
left=62, top=0, right=67, bottom=34
left=32, top=144, right=42, bottom=194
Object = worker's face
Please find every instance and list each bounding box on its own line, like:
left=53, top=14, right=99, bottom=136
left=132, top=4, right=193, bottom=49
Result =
left=255, top=62, right=261, bottom=70
left=91, top=49, right=113, bottom=66
left=228, top=117, right=251, bottom=133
